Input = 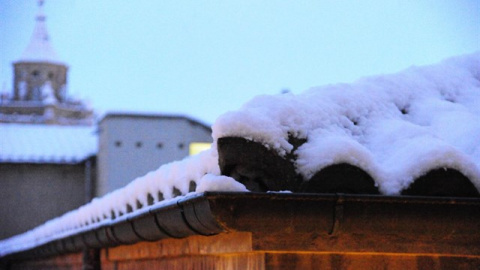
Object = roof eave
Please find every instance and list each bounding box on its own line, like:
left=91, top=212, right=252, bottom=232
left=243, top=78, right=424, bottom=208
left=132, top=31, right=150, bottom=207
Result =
left=3, top=192, right=479, bottom=261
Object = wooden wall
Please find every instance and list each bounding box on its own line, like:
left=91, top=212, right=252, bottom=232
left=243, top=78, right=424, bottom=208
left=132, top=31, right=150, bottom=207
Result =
left=6, top=231, right=479, bottom=270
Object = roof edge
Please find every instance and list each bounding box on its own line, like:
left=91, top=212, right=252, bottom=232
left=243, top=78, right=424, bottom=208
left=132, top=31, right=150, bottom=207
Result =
left=99, top=112, right=212, bottom=131
left=1, top=192, right=479, bottom=261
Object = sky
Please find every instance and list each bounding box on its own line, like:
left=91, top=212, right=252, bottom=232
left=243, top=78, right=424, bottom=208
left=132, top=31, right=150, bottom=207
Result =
left=1, top=0, right=479, bottom=125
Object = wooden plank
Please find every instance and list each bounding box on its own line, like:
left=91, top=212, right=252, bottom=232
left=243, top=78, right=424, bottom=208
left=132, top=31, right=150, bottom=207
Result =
left=264, top=252, right=480, bottom=270
left=116, top=253, right=265, bottom=270
left=9, top=252, right=83, bottom=270
left=250, top=230, right=480, bottom=255
left=107, top=232, right=252, bottom=261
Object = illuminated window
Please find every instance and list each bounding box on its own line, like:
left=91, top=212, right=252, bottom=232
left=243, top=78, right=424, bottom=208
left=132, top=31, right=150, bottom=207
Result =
left=189, top=142, right=212, bottom=156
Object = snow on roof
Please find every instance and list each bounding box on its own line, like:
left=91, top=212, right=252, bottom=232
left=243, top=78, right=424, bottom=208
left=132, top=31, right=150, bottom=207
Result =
left=0, top=124, right=97, bottom=164
left=0, top=149, right=245, bottom=256
left=213, top=51, right=480, bottom=194
left=1, top=52, right=480, bottom=256
left=16, top=1, right=64, bottom=65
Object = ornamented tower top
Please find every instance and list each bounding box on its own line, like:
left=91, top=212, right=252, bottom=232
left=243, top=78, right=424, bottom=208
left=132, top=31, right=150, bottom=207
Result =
left=18, top=0, right=63, bottom=64
left=0, top=0, right=94, bottom=125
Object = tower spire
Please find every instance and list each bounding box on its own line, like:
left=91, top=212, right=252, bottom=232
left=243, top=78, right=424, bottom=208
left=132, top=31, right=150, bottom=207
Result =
left=2, top=0, right=94, bottom=125
left=37, top=0, right=46, bottom=22
left=18, top=0, right=62, bottom=64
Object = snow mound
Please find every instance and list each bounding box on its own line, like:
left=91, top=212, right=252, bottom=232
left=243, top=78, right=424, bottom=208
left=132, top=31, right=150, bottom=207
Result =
left=213, top=51, right=480, bottom=194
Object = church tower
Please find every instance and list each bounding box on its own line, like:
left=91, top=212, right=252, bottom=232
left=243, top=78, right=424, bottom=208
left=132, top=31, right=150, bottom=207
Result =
left=0, top=0, right=93, bottom=125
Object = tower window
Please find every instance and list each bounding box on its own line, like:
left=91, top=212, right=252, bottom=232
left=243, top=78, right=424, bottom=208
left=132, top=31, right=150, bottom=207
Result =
left=48, top=72, right=54, bottom=79
left=32, top=70, right=39, bottom=76
left=156, top=142, right=163, bottom=149
left=32, top=87, right=41, bottom=100
left=115, top=141, right=122, bottom=147
left=136, top=141, right=143, bottom=148
left=178, top=143, right=185, bottom=149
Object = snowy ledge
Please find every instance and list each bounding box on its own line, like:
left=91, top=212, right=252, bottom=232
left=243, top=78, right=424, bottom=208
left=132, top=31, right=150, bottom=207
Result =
left=0, top=150, right=249, bottom=258
left=2, top=52, right=480, bottom=258
left=2, top=192, right=480, bottom=260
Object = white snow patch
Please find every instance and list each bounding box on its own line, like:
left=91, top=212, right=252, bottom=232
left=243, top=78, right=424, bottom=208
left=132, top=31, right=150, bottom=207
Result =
left=196, top=174, right=249, bottom=192
left=0, top=124, right=97, bottom=164
left=17, top=3, right=64, bottom=65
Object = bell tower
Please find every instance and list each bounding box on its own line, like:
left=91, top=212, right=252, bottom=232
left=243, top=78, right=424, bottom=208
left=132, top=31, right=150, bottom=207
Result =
left=0, top=0, right=94, bottom=125
left=13, top=0, right=67, bottom=103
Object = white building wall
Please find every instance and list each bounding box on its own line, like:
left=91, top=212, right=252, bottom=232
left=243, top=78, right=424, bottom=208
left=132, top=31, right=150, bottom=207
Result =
left=97, top=113, right=212, bottom=196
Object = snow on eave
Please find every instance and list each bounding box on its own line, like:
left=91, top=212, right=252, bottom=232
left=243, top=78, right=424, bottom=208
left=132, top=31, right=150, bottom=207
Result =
left=0, top=154, right=95, bottom=165
left=0, top=149, right=247, bottom=257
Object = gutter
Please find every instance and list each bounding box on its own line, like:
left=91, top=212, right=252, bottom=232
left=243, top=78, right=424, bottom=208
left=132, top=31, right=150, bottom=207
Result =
left=2, top=192, right=480, bottom=262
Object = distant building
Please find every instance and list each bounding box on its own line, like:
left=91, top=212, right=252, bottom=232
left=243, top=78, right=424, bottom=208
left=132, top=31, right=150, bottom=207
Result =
left=0, top=2, right=212, bottom=240
left=97, top=113, right=212, bottom=196
left=0, top=0, right=93, bottom=125
left=0, top=124, right=97, bottom=239
left=0, top=112, right=212, bottom=239
left=0, top=1, right=96, bottom=240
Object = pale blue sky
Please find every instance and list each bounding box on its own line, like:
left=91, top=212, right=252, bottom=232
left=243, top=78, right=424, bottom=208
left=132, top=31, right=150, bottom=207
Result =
left=1, top=0, right=479, bottom=124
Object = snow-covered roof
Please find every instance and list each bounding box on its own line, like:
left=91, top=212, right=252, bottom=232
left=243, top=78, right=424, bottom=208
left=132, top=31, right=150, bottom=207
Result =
left=0, top=124, right=97, bottom=164
left=213, top=51, right=480, bottom=195
left=16, top=1, right=64, bottom=65
left=1, top=52, right=480, bottom=257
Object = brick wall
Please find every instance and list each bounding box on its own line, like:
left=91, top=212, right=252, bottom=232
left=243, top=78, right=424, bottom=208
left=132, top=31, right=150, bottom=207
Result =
left=5, top=232, right=479, bottom=270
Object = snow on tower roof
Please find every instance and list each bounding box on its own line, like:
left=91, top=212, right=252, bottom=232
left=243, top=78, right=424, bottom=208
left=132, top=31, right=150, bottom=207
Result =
left=17, top=0, right=64, bottom=65
left=0, top=124, right=97, bottom=164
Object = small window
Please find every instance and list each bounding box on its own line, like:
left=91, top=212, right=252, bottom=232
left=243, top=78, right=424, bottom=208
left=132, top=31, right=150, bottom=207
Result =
left=189, top=142, right=212, bottom=155
left=32, top=70, right=39, bottom=76
left=156, top=142, right=163, bottom=149
left=136, top=141, right=143, bottom=148
left=178, top=143, right=185, bottom=149
left=48, top=72, right=54, bottom=79
left=115, top=141, right=122, bottom=147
